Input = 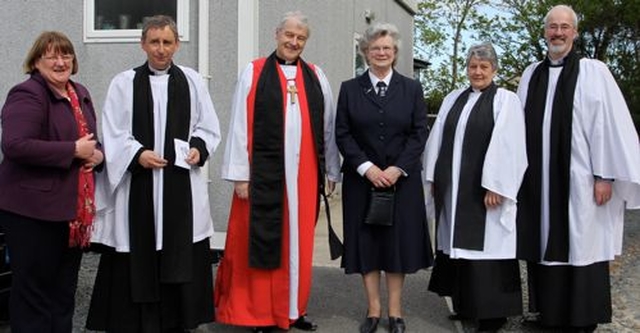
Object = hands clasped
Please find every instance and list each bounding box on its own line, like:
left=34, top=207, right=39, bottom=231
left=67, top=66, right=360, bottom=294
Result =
left=75, top=133, right=103, bottom=171
left=365, top=165, right=402, bottom=188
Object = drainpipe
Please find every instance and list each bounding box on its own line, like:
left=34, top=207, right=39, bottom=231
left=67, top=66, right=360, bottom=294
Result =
left=197, top=0, right=211, bottom=184
left=238, top=0, right=259, bottom=75
left=198, top=0, right=210, bottom=79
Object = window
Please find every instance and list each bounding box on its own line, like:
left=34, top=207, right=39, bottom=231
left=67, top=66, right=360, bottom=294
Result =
left=354, top=33, right=367, bottom=76
left=84, top=0, right=189, bottom=43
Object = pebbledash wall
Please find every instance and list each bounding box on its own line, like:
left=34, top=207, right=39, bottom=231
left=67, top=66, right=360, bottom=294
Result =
left=0, top=0, right=419, bottom=238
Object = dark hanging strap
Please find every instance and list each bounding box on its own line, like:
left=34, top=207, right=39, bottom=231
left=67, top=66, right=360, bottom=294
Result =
left=129, top=63, right=193, bottom=302
left=160, top=64, right=193, bottom=283
left=433, top=84, right=497, bottom=251
left=298, top=59, right=343, bottom=259
left=249, top=54, right=286, bottom=269
left=544, top=52, right=579, bottom=262
left=516, top=58, right=549, bottom=261
left=249, top=53, right=327, bottom=268
left=130, top=64, right=159, bottom=302
left=517, top=51, right=580, bottom=262
left=322, top=192, right=343, bottom=259
left=451, top=83, right=497, bottom=250
left=433, top=87, right=471, bottom=226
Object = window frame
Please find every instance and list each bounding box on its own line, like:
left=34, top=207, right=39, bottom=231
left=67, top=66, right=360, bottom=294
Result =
left=83, top=0, right=190, bottom=43
left=354, top=33, right=367, bottom=77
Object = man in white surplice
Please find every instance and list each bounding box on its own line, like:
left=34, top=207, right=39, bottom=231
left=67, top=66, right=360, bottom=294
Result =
left=88, top=15, right=221, bottom=333
left=516, top=5, right=640, bottom=331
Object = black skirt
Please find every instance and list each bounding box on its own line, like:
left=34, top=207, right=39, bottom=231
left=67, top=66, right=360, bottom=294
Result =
left=428, top=251, right=522, bottom=319
left=340, top=171, right=433, bottom=274
left=86, top=239, right=214, bottom=333
left=528, top=261, right=611, bottom=327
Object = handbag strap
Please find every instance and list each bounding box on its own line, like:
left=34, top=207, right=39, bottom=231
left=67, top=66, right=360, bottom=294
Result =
left=323, top=192, right=343, bottom=260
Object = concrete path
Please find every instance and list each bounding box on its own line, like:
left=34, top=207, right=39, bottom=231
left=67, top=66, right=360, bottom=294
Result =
left=2, top=188, right=637, bottom=332
left=205, top=191, right=458, bottom=332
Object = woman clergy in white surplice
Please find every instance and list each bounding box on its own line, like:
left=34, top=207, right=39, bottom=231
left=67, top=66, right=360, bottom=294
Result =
left=423, top=42, right=528, bottom=332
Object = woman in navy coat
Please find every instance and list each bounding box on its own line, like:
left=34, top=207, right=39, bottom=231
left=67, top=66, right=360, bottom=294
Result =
left=0, top=31, right=103, bottom=332
left=335, top=22, right=433, bottom=333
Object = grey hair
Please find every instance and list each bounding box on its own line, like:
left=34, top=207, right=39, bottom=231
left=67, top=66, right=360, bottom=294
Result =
left=544, top=5, right=578, bottom=29
left=358, top=22, right=401, bottom=66
left=466, top=42, right=499, bottom=71
left=276, top=11, right=310, bottom=37
left=141, top=15, right=179, bottom=42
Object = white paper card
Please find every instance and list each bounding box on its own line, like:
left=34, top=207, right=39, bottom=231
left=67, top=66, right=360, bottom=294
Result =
left=174, top=139, right=190, bottom=169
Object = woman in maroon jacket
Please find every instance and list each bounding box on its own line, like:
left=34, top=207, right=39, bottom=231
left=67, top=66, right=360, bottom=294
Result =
left=0, top=31, right=103, bottom=333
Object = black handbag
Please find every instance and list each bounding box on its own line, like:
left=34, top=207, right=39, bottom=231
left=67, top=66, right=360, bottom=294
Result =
left=364, top=187, right=395, bottom=226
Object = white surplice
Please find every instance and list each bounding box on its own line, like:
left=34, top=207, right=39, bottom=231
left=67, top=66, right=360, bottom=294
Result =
left=92, top=65, right=222, bottom=251
left=517, top=59, right=640, bottom=266
left=221, top=62, right=340, bottom=319
left=424, top=87, right=528, bottom=260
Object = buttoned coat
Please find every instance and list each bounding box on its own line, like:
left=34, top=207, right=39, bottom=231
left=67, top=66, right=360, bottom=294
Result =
left=0, top=72, right=101, bottom=222
left=335, top=70, right=433, bottom=274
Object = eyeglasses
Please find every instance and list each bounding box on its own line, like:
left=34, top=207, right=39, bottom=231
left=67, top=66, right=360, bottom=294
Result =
left=369, top=46, right=394, bottom=54
left=41, top=54, right=74, bottom=63
left=545, top=24, right=573, bottom=32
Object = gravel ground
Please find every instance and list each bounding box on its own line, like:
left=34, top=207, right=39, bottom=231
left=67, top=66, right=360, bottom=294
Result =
left=479, top=210, right=640, bottom=333
left=605, top=210, right=640, bottom=332
left=0, top=210, right=638, bottom=333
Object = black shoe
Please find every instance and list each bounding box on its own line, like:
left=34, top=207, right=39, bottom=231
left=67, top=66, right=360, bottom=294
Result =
left=359, top=316, right=379, bottom=333
left=477, top=317, right=506, bottom=332
left=448, top=313, right=465, bottom=321
left=388, top=317, right=406, bottom=333
left=252, top=326, right=276, bottom=333
left=571, top=324, right=597, bottom=333
left=161, top=329, right=189, bottom=333
left=521, top=316, right=543, bottom=329
left=292, top=315, right=318, bottom=331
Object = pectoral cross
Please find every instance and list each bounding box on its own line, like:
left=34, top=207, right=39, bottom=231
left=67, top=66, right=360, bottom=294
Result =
left=287, top=83, right=298, bottom=105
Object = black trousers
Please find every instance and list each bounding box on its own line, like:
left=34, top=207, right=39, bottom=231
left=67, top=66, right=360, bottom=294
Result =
left=429, top=251, right=522, bottom=320
left=0, top=210, right=82, bottom=333
left=528, top=261, right=611, bottom=328
left=86, top=239, right=214, bottom=333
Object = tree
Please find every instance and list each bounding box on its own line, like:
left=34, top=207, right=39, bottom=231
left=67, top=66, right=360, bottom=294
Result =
left=415, top=0, right=640, bottom=130
left=567, top=0, right=640, bottom=128
left=414, top=0, right=492, bottom=113
left=473, top=0, right=548, bottom=90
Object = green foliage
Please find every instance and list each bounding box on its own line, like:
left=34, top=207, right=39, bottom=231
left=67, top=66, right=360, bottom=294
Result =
left=415, top=0, right=492, bottom=109
left=415, top=0, right=640, bottom=129
left=473, top=0, right=549, bottom=90
left=562, top=0, right=640, bottom=130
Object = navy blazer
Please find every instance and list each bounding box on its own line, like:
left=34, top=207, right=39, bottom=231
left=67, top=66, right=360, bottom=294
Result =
left=0, top=72, right=101, bottom=221
left=335, top=70, right=428, bottom=175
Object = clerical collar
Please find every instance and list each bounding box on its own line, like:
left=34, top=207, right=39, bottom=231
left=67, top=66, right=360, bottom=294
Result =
left=548, top=56, right=565, bottom=67
left=471, top=82, right=494, bottom=93
left=148, top=64, right=171, bottom=75
left=275, top=54, right=298, bottom=65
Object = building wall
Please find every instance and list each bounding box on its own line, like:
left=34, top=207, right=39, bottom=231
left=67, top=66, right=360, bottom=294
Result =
left=0, top=0, right=417, bottom=234
left=0, top=1, right=200, bottom=110
left=0, top=0, right=200, bottom=162
left=206, top=1, right=240, bottom=234
left=210, top=0, right=418, bottom=232
left=257, top=0, right=416, bottom=95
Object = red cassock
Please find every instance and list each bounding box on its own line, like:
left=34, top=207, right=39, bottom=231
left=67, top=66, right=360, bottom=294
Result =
left=214, top=58, right=319, bottom=330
